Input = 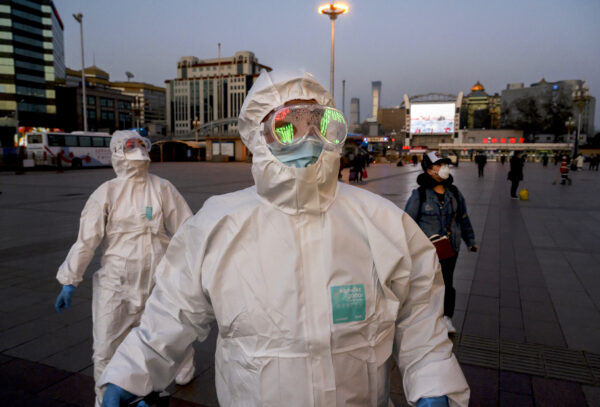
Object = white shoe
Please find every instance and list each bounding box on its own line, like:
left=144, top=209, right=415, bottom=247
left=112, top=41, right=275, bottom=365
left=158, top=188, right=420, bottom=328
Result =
left=443, top=316, right=456, bottom=334
left=175, top=364, right=195, bottom=386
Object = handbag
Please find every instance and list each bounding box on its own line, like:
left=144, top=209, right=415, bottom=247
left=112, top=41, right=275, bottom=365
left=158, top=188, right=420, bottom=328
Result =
left=429, top=194, right=456, bottom=260
left=362, top=169, right=368, bottom=179
left=429, top=234, right=456, bottom=260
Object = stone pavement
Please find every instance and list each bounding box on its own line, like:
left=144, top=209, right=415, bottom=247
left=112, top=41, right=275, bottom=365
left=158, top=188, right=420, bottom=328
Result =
left=1, top=160, right=599, bottom=406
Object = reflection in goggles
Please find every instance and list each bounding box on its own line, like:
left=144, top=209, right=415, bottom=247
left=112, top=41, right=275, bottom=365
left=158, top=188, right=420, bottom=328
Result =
left=275, top=123, right=294, bottom=144
left=320, top=109, right=345, bottom=141
left=124, top=138, right=147, bottom=151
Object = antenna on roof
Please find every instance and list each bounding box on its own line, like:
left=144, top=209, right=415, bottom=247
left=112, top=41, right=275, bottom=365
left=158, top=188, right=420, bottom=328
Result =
left=126, top=72, right=134, bottom=81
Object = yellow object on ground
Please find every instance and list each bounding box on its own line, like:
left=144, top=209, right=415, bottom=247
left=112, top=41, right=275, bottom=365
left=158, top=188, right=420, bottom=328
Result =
left=520, top=188, right=529, bottom=200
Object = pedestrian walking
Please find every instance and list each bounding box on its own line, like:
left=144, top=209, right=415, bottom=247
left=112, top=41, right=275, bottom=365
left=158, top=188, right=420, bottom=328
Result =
left=100, top=71, right=470, bottom=407
left=576, top=154, right=584, bottom=171
left=54, top=131, right=196, bottom=406
left=500, top=154, right=506, bottom=165
left=352, top=152, right=365, bottom=183
left=560, top=155, right=572, bottom=185
left=475, top=152, right=487, bottom=177
left=507, top=151, right=524, bottom=199
left=542, top=153, right=549, bottom=166
left=412, top=154, right=418, bottom=166
left=404, top=151, right=478, bottom=336
left=588, top=154, right=598, bottom=171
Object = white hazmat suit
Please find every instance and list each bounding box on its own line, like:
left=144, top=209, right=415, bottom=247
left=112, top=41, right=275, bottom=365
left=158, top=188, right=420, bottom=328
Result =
left=56, top=131, right=194, bottom=406
left=99, top=73, right=470, bottom=406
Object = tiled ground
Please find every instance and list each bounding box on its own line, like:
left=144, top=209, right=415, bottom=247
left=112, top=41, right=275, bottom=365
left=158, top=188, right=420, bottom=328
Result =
left=1, top=160, right=599, bottom=406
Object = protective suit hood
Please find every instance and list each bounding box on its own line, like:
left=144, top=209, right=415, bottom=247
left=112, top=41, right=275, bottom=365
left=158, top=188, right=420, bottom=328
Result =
left=238, top=70, right=340, bottom=215
left=110, top=130, right=150, bottom=180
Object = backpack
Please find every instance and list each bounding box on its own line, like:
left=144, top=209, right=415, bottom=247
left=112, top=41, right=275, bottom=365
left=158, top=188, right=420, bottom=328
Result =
left=416, top=185, right=463, bottom=221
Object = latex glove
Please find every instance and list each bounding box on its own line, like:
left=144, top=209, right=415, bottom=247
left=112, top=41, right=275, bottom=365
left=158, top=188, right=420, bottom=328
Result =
left=469, top=244, right=478, bottom=252
left=416, top=396, right=449, bottom=407
left=55, top=285, right=76, bottom=313
left=102, top=383, right=149, bottom=407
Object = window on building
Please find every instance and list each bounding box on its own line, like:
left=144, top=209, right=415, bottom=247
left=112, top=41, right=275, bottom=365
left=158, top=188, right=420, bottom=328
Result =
left=11, top=9, right=41, bottom=23
left=101, top=110, right=115, bottom=121
left=100, top=98, right=114, bottom=108
left=87, top=109, right=96, bottom=119
left=16, top=86, right=45, bottom=97
left=87, top=96, right=96, bottom=105
left=14, top=47, right=43, bottom=59
left=118, top=100, right=131, bottom=110
left=15, top=73, right=45, bottom=83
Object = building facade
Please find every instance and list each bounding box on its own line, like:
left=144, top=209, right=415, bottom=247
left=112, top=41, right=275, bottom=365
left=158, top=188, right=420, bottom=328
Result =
left=349, top=97, right=359, bottom=130
left=461, top=81, right=500, bottom=129
left=500, top=78, right=596, bottom=138
left=371, top=81, right=381, bottom=119
left=111, top=81, right=166, bottom=137
left=56, top=66, right=134, bottom=133
left=165, top=51, right=271, bottom=138
left=0, top=0, right=64, bottom=146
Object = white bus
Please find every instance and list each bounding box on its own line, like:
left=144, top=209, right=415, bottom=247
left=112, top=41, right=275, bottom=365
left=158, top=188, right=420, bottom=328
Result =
left=26, top=131, right=112, bottom=168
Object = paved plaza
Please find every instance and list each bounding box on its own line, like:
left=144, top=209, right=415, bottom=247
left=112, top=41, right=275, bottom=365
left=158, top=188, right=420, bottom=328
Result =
left=1, top=160, right=599, bottom=406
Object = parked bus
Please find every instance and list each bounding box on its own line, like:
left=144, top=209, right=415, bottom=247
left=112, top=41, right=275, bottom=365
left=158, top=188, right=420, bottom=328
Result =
left=26, top=131, right=112, bottom=168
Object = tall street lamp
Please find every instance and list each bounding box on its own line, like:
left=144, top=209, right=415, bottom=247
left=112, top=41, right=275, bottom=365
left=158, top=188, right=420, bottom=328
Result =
left=565, top=116, right=574, bottom=145
left=318, top=3, right=349, bottom=98
left=73, top=13, right=87, bottom=132
left=572, top=82, right=590, bottom=157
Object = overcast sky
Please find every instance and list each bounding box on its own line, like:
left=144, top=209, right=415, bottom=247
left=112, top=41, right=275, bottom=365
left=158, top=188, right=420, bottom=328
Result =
left=54, top=0, right=600, bottom=128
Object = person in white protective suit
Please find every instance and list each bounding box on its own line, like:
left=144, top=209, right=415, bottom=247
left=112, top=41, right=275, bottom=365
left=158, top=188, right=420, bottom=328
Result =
left=54, top=130, right=196, bottom=407
left=99, top=72, right=470, bottom=407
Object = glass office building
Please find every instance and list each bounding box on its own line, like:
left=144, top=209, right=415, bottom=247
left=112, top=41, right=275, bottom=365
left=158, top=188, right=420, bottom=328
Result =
left=0, top=0, right=64, bottom=146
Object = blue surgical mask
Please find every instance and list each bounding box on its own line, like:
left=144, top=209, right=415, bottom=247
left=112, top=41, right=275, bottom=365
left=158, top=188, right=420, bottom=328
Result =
left=270, top=139, right=323, bottom=168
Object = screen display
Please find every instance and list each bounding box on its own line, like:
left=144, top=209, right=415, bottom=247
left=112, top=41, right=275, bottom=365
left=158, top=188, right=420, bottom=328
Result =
left=410, top=103, right=455, bottom=134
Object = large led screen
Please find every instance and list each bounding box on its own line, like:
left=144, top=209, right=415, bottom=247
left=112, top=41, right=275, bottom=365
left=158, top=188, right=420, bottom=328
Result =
left=410, top=103, right=455, bottom=134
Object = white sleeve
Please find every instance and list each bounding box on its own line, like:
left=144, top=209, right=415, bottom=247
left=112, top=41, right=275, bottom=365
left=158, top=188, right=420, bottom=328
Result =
left=97, top=218, right=215, bottom=396
left=56, top=195, right=106, bottom=287
left=162, top=182, right=193, bottom=236
left=366, top=203, right=469, bottom=406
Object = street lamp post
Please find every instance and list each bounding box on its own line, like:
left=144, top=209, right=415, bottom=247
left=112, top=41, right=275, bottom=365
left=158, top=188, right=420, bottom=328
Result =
left=318, top=3, right=349, bottom=98
left=571, top=82, right=590, bottom=158
left=565, top=116, right=574, bottom=147
left=193, top=116, right=200, bottom=143
left=72, top=13, right=87, bottom=132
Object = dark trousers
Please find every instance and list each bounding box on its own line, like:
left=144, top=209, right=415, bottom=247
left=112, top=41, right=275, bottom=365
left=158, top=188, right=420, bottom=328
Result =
left=478, top=165, right=484, bottom=177
left=440, top=255, right=458, bottom=318
left=510, top=179, right=520, bottom=197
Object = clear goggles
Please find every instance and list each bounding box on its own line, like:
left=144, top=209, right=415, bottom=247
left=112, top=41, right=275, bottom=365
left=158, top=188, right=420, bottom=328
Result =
left=123, top=137, right=151, bottom=152
left=262, top=104, right=348, bottom=147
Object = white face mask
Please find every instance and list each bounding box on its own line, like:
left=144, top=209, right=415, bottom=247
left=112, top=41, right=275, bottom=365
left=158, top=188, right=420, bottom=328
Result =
left=125, top=148, right=150, bottom=161
left=437, top=165, right=450, bottom=179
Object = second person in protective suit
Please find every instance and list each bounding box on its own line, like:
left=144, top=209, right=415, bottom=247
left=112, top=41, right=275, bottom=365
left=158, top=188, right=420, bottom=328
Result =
left=54, top=130, right=196, bottom=407
left=99, top=72, right=470, bottom=407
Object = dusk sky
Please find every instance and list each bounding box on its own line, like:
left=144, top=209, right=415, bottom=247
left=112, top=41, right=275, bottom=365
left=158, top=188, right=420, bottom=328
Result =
left=54, top=0, right=600, bottom=128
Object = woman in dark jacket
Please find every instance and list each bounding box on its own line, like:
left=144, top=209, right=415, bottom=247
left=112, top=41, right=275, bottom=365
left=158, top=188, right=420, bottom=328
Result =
left=405, top=151, right=478, bottom=334
left=508, top=151, right=524, bottom=199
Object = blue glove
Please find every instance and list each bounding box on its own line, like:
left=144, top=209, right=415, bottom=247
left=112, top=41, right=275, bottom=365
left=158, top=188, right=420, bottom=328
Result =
left=55, top=284, right=76, bottom=313
left=102, top=383, right=149, bottom=406
left=416, top=396, right=449, bottom=407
